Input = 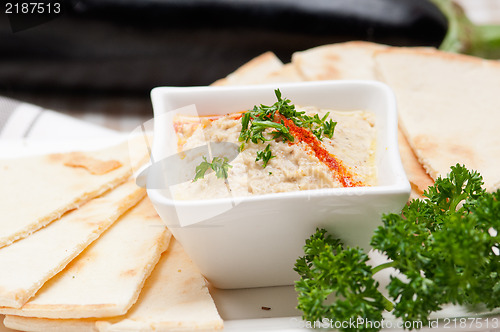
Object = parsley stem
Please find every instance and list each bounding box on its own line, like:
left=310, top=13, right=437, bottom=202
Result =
left=371, top=261, right=397, bottom=311
left=371, top=261, right=397, bottom=275
left=381, top=294, right=395, bottom=312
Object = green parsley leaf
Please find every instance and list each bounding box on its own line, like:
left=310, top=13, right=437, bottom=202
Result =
left=193, top=157, right=212, bottom=182
left=193, top=156, right=232, bottom=182
left=323, top=118, right=337, bottom=139
left=211, top=156, right=232, bottom=180
left=249, top=120, right=294, bottom=144
left=255, top=144, right=275, bottom=168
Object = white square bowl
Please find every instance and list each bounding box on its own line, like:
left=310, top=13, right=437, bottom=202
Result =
left=147, top=80, right=410, bottom=289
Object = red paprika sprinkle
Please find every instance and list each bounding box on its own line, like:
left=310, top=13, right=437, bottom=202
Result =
left=278, top=114, right=363, bottom=187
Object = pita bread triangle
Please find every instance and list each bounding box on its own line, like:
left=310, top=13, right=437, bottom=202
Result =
left=374, top=48, right=500, bottom=191
left=0, top=137, right=149, bottom=248
left=0, top=198, right=171, bottom=319
left=3, top=239, right=223, bottom=331
left=0, top=179, right=145, bottom=308
left=292, top=41, right=388, bottom=81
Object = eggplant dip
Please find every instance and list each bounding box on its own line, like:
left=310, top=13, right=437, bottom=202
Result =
left=171, top=90, right=377, bottom=200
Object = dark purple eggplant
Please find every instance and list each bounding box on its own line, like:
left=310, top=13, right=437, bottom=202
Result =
left=0, top=0, right=448, bottom=91
left=69, top=0, right=447, bottom=42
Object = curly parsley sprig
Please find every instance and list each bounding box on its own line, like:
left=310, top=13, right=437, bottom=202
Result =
left=295, top=164, right=500, bottom=331
left=239, top=89, right=337, bottom=167
left=294, top=229, right=389, bottom=330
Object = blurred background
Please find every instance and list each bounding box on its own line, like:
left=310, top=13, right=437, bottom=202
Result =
left=0, top=0, right=498, bottom=131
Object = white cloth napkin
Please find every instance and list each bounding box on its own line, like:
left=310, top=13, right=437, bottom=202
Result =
left=0, top=96, right=118, bottom=141
left=0, top=96, right=129, bottom=160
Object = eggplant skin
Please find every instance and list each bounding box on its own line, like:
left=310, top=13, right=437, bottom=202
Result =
left=0, top=0, right=447, bottom=90
left=72, top=0, right=447, bottom=41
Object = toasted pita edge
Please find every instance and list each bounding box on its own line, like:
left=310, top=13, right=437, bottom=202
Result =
left=373, top=46, right=500, bottom=69
left=398, top=129, right=434, bottom=195
left=291, top=41, right=389, bottom=80
left=4, top=315, right=96, bottom=332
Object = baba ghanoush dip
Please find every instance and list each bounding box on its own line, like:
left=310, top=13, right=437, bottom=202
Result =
left=171, top=90, right=376, bottom=200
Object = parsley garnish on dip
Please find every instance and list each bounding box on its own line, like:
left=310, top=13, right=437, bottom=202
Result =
left=238, top=90, right=361, bottom=187
left=175, top=90, right=376, bottom=199
left=193, top=156, right=232, bottom=182
left=239, top=89, right=337, bottom=164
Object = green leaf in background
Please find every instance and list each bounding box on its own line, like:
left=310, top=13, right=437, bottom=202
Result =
left=431, top=0, right=500, bottom=58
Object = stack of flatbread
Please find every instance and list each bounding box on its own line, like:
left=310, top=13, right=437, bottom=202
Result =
left=0, top=137, right=223, bottom=331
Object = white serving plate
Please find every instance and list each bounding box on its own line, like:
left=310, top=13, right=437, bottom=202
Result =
left=1, top=137, right=498, bottom=332
left=148, top=81, right=411, bottom=289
